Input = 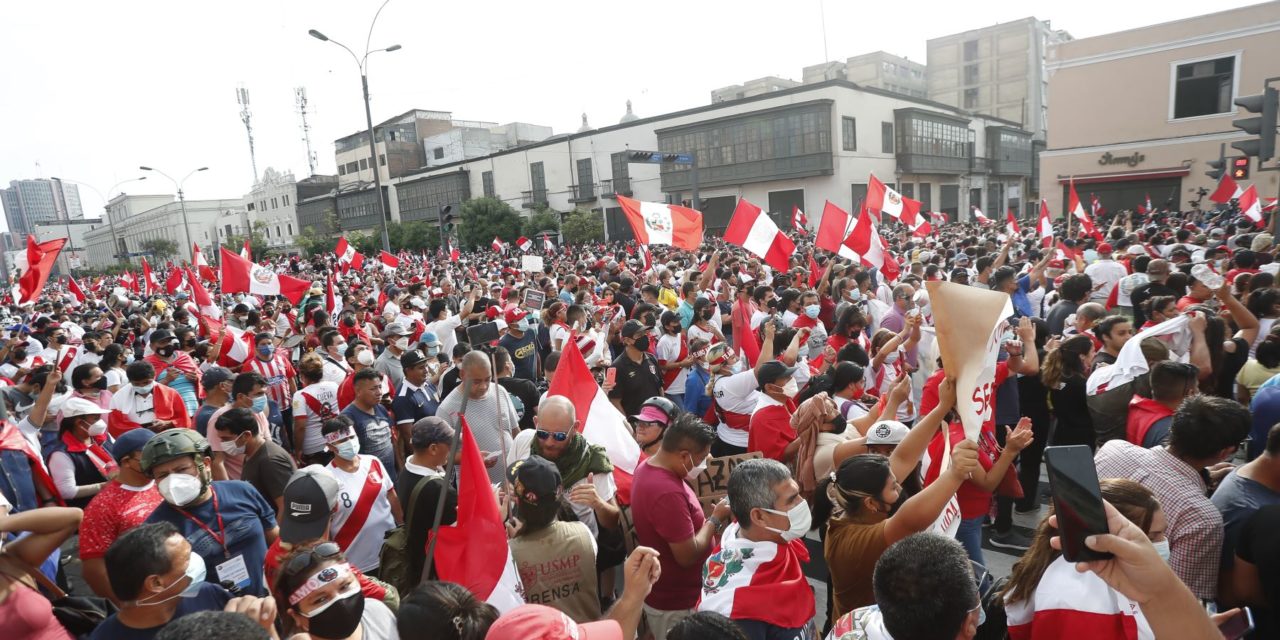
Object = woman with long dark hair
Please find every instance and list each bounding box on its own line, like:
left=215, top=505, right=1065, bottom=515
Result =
left=1040, top=335, right=1095, bottom=448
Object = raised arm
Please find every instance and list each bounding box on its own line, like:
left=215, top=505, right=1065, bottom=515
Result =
left=890, top=378, right=953, bottom=482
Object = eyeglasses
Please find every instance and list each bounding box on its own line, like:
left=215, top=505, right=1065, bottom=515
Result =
left=535, top=430, right=570, bottom=442
left=284, top=541, right=342, bottom=576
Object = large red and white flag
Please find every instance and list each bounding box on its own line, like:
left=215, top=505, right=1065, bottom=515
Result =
left=617, top=195, right=704, bottom=250
left=140, top=258, right=159, bottom=297
left=724, top=199, right=796, bottom=272
left=378, top=250, right=399, bottom=272
left=219, top=247, right=309, bottom=303
left=844, top=202, right=885, bottom=268
left=185, top=268, right=221, bottom=320
left=68, top=277, right=86, bottom=304
left=1068, top=179, right=1100, bottom=239
left=815, top=201, right=858, bottom=260
left=215, top=323, right=255, bottom=367
left=335, top=237, right=356, bottom=264
left=549, top=337, right=642, bottom=476
left=516, top=236, right=532, bottom=252
left=1240, top=185, right=1265, bottom=228
left=118, top=270, right=137, bottom=293
left=193, top=243, right=217, bottom=282
left=432, top=417, right=525, bottom=613
left=326, top=272, right=342, bottom=316
left=866, top=174, right=921, bottom=221
left=491, top=237, right=505, bottom=253
left=240, top=238, right=251, bottom=260
left=1209, top=173, right=1243, bottom=204
left=1037, top=200, right=1054, bottom=246
left=1005, top=209, right=1020, bottom=236
left=971, top=206, right=990, bottom=225
left=164, top=267, right=186, bottom=295
left=791, top=206, right=808, bottom=232
left=543, top=236, right=555, bottom=253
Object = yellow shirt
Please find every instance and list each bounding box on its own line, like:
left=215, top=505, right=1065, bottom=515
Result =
left=1236, top=359, right=1280, bottom=394
left=658, top=287, right=680, bottom=311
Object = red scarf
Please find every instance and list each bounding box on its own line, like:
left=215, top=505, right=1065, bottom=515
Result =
left=0, top=421, right=62, bottom=506
left=146, top=352, right=204, bottom=399
left=59, top=430, right=119, bottom=480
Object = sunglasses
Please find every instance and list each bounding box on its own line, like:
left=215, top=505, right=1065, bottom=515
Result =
left=535, top=430, right=570, bottom=442
left=284, top=541, right=342, bottom=576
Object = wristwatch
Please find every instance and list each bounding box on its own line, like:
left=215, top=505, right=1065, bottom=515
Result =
left=708, top=515, right=725, bottom=532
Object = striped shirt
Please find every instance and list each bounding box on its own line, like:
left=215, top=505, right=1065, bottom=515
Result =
left=244, top=353, right=295, bottom=408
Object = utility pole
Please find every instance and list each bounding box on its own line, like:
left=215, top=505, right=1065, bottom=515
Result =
left=296, top=87, right=319, bottom=177
left=237, top=86, right=259, bottom=184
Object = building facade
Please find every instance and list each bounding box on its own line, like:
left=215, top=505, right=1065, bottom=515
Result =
left=1039, top=2, right=1280, bottom=217
left=214, top=169, right=338, bottom=253
left=422, top=122, right=554, bottom=168
left=1, top=178, right=84, bottom=241
left=711, top=76, right=802, bottom=104
left=803, top=52, right=927, bottom=99
left=84, top=195, right=244, bottom=267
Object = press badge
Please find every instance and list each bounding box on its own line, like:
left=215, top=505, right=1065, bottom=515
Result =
left=216, top=554, right=252, bottom=590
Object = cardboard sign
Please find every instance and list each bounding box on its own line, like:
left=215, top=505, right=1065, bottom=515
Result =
left=692, top=452, right=762, bottom=512
left=925, top=281, right=1012, bottom=442
left=521, top=255, right=544, bottom=273
left=523, top=288, right=546, bottom=311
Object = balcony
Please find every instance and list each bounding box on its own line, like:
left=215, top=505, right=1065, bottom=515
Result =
left=570, top=183, right=596, bottom=203
left=968, top=156, right=990, bottom=174
left=602, top=178, right=632, bottom=199
left=897, top=153, right=971, bottom=175
left=521, top=188, right=548, bottom=209
left=986, top=126, right=1034, bottom=177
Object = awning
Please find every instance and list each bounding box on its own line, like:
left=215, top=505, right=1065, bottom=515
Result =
left=1056, top=167, right=1190, bottom=185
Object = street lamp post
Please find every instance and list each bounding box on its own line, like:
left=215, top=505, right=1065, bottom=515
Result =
left=309, top=2, right=400, bottom=253
left=140, top=166, right=208, bottom=261
left=52, top=176, right=147, bottom=266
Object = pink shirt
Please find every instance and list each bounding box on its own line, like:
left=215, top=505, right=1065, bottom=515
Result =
left=630, top=459, right=706, bottom=610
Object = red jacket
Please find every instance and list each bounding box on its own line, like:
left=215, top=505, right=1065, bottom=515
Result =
left=1126, top=396, right=1173, bottom=446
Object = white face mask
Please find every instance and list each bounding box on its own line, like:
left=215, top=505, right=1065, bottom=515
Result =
left=779, top=378, right=799, bottom=398
left=1151, top=539, right=1170, bottom=563
left=762, top=500, right=812, bottom=542
left=220, top=435, right=246, bottom=457
left=685, top=453, right=709, bottom=482
left=394, top=338, right=410, bottom=351
left=332, top=342, right=347, bottom=355
left=158, top=472, right=203, bottom=507
left=334, top=438, right=360, bottom=461
left=86, top=419, right=107, bottom=437
left=356, top=350, right=375, bottom=366
left=883, top=351, right=899, bottom=365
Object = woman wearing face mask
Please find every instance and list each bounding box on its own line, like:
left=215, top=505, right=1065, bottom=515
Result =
left=545, top=302, right=571, bottom=352
left=44, top=398, right=117, bottom=509
left=688, top=297, right=724, bottom=347
left=746, top=362, right=805, bottom=463
left=1001, top=479, right=1167, bottom=639
left=100, top=344, right=129, bottom=393
left=69, top=363, right=114, bottom=413
left=275, top=542, right=399, bottom=640
left=866, top=314, right=922, bottom=425
left=320, top=417, right=402, bottom=575
left=814, top=383, right=977, bottom=623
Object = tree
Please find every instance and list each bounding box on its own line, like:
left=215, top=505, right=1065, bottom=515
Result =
left=296, top=213, right=340, bottom=257
left=225, top=221, right=269, bottom=261
left=561, top=208, right=605, bottom=245
left=139, top=238, right=178, bottom=262
left=459, top=197, right=523, bottom=250
left=522, top=208, right=560, bottom=239
left=388, top=220, right=441, bottom=253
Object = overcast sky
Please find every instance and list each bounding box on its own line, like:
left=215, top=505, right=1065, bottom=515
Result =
left=0, top=0, right=1264, bottom=226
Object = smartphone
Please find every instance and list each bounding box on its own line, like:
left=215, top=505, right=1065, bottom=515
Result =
left=1044, top=445, right=1112, bottom=562
left=1218, top=607, right=1254, bottom=640
left=605, top=367, right=617, bottom=386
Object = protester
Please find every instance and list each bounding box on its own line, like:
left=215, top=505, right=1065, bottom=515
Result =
left=274, top=542, right=399, bottom=640
left=80, top=428, right=163, bottom=602
left=321, top=416, right=402, bottom=575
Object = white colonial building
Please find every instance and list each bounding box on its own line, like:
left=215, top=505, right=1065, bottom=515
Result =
left=84, top=194, right=244, bottom=267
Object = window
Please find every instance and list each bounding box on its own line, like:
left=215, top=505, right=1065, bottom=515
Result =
left=271, top=197, right=278, bottom=209
left=379, top=154, right=386, bottom=166
left=338, top=165, right=347, bottom=176
left=224, top=224, right=233, bottom=238
left=530, top=162, right=546, bottom=195
left=283, top=194, right=289, bottom=206
left=842, top=117, right=857, bottom=151
left=964, top=88, right=979, bottom=109
left=247, top=202, right=255, bottom=211
left=275, top=226, right=281, bottom=238
left=900, top=183, right=914, bottom=198
left=1172, top=55, right=1235, bottom=119
left=482, top=171, right=495, bottom=198
left=576, top=158, right=594, bottom=199
left=261, top=200, right=267, bottom=211
left=345, top=161, right=358, bottom=174
left=287, top=223, right=293, bottom=235
left=359, top=158, right=368, bottom=170
left=919, top=183, right=932, bottom=211
left=963, top=40, right=978, bottom=61
left=881, top=122, right=894, bottom=154
left=433, top=147, right=444, bottom=160
left=851, top=183, right=868, bottom=208
left=964, top=64, right=979, bottom=85
left=940, top=184, right=960, bottom=217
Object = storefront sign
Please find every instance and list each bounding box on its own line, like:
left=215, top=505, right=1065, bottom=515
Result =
left=1098, top=151, right=1145, bottom=168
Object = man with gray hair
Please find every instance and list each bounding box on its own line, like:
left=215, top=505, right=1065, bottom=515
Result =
left=697, top=458, right=816, bottom=639
left=435, top=350, right=519, bottom=483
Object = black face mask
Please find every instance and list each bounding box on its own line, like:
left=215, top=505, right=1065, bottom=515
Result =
left=665, top=324, right=680, bottom=334
left=92, top=377, right=109, bottom=391
left=54, top=335, right=67, bottom=345
left=828, top=414, right=848, bottom=435
left=342, top=317, right=355, bottom=327
left=156, top=345, right=176, bottom=358
left=702, top=309, right=714, bottom=320
left=304, top=590, right=365, bottom=639
left=632, top=335, right=651, bottom=351
left=12, top=350, right=27, bottom=362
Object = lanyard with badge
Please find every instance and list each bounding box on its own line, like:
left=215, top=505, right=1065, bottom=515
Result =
left=175, top=488, right=252, bottom=590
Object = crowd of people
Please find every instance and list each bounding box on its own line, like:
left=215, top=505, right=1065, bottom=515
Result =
left=0, top=199, right=1276, bottom=640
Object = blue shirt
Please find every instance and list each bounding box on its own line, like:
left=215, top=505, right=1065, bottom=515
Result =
left=1211, top=470, right=1280, bottom=568
left=90, top=583, right=231, bottom=640
left=194, top=404, right=219, bottom=437
left=1011, top=275, right=1035, bottom=319
left=341, top=404, right=398, bottom=484
left=391, top=383, right=438, bottom=427
left=1250, top=385, right=1280, bottom=460
left=166, top=375, right=198, bottom=416
left=145, top=481, right=276, bottom=597
left=683, top=366, right=711, bottom=417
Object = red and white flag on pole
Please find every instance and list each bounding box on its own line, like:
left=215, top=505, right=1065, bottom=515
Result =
left=1209, top=173, right=1244, bottom=204
left=617, top=195, right=704, bottom=250
left=164, top=267, right=186, bottom=295
left=516, top=236, right=532, bottom=252
left=219, top=247, right=310, bottom=303
left=640, top=245, right=653, bottom=274
left=1068, top=179, right=1101, bottom=239
left=185, top=268, right=221, bottom=320
left=215, top=323, right=256, bottom=367
left=1240, top=185, right=1265, bottom=228
left=843, top=202, right=885, bottom=269
left=432, top=417, right=525, bottom=613
left=378, top=251, right=399, bottom=272
left=548, top=337, right=642, bottom=476
left=1037, top=200, right=1054, bottom=246
left=1090, top=194, right=1105, bottom=220
left=68, top=277, right=86, bottom=304
left=866, top=174, right=921, bottom=221
left=816, top=201, right=858, bottom=260
left=543, top=236, right=555, bottom=253
left=1005, top=209, right=1020, bottom=236
left=193, top=243, right=217, bottom=282
left=119, top=271, right=137, bottom=293
left=140, top=258, right=159, bottom=297
left=335, top=237, right=356, bottom=264
left=724, top=199, right=796, bottom=272
left=240, top=238, right=251, bottom=260
left=326, top=272, right=342, bottom=315
left=448, top=241, right=459, bottom=262
left=791, top=206, right=808, bottom=232
left=971, top=206, right=990, bottom=224
left=491, top=237, right=505, bottom=253
left=1140, top=193, right=1153, bottom=215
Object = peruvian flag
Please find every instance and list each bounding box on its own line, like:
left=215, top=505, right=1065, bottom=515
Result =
left=791, top=206, right=808, bottom=232
left=219, top=247, right=309, bottom=303
left=971, top=206, right=990, bottom=225
left=543, top=236, right=555, bottom=253
left=724, top=198, right=796, bottom=272
left=816, top=201, right=858, bottom=259
left=1209, top=173, right=1244, bottom=204
left=549, top=337, right=642, bottom=477
left=843, top=201, right=885, bottom=269
left=1139, top=193, right=1153, bottom=215
left=930, top=211, right=949, bottom=225
left=119, top=270, right=137, bottom=293
left=335, top=237, right=356, bottom=264
left=215, top=323, right=255, bottom=367
left=1264, top=198, right=1278, bottom=213
left=449, top=241, right=459, bottom=262
left=866, top=174, right=921, bottom=221
left=910, top=219, right=933, bottom=238
left=378, top=250, right=399, bottom=272
left=140, top=258, right=159, bottom=297
left=432, top=417, right=525, bottom=613
left=1240, top=185, right=1265, bottom=228
left=617, top=195, right=704, bottom=250
left=1037, top=200, right=1054, bottom=246
left=1090, top=194, right=1105, bottom=220
left=1054, top=241, right=1079, bottom=262
left=193, top=243, right=217, bottom=282
left=516, top=236, right=532, bottom=252
left=1068, top=179, right=1101, bottom=239
left=640, top=245, right=653, bottom=274
left=240, top=238, right=251, bottom=260
left=185, top=269, right=221, bottom=320
left=343, top=251, right=365, bottom=275
left=491, top=237, right=505, bottom=253
left=326, top=272, right=342, bottom=315
left=164, top=267, right=186, bottom=295
left=1005, top=209, right=1020, bottom=236
left=68, top=276, right=86, bottom=304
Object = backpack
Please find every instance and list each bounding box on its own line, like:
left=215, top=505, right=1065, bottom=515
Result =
left=378, top=475, right=432, bottom=595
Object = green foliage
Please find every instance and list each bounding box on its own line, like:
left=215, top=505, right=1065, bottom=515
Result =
left=225, top=221, right=271, bottom=261
left=522, top=208, right=560, bottom=239
left=561, top=208, right=604, bottom=244
left=387, top=220, right=441, bottom=253
left=459, top=197, right=523, bottom=250
left=296, top=213, right=345, bottom=257
left=138, top=238, right=179, bottom=261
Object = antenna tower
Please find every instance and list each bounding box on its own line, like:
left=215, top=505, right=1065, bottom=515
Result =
left=237, top=85, right=259, bottom=184
left=296, top=87, right=318, bottom=176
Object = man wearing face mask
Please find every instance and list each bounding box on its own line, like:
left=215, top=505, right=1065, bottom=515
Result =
left=80, top=429, right=164, bottom=603
left=373, top=323, right=411, bottom=390
left=44, top=397, right=116, bottom=511
left=321, top=416, right=403, bottom=575
left=319, top=331, right=352, bottom=385
left=496, top=308, right=539, bottom=381
left=696, top=458, right=815, bottom=638
left=424, top=290, right=479, bottom=358
left=244, top=332, right=297, bottom=420
left=145, top=330, right=202, bottom=417
left=390, top=350, right=440, bottom=459
left=213, top=407, right=295, bottom=517
left=630, top=413, right=731, bottom=640
left=142, top=429, right=279, bottom=597
left=792, top=290, right=829, bottom=354
left=747, top=361, right=802, bottom=463
left=336, top=342, right=391, bottom=412
left=109, top=361, right=192, bottom=437
left=608, top=320, right=663, bottom=418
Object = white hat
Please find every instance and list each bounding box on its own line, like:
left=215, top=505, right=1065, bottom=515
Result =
left=866, top=420, right=910, bottom=446
left=61, top=397, right=110, bottom=419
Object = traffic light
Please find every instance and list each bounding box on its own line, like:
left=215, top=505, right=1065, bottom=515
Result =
left=1231, top=86, right=1278, bottom=162
left=629, top=151, right=658, bottom=162
left=440, top=205, right=454, bottom=232
left=1232, top=157, right=1250, bottom=180
left=1205, top=154, right=1226, bottom=181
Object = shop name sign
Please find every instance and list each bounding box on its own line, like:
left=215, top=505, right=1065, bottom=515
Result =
left=1098, top=151, right=1145, bottom=167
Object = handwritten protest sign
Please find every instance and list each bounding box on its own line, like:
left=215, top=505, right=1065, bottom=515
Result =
left=925, top=281, right=1012, bottom=442
left=693, top=452, right=762, bottom=513
left=521, top=255, right=544, bottom=273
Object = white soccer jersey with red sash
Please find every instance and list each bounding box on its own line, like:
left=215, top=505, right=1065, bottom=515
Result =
left=1004, top=557, right=1152, bottom=640
left=326, top=455, right=397, bottom=572
left=697, top=523, right=815, bottom=630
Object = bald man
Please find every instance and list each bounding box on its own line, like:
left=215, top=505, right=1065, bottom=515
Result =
left=507, top=395, right=620, bottom=536
left=435, top=350, right=520, bottom=484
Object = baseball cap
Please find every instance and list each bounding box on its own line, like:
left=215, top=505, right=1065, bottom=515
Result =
left=410, top=416, right=453, bottom=450
left=61, top=397, right=109, bottom=419
left=505, top=308, right=529, bottom=325
left=485, top=604, right=623, bottom=640
left=202, top=366, right=234, bottom=391
left=1097, top=243, right=1113, bottom=254
left=866, top=420, right=910, bottom=446
left=400, top=349, right=429, bottom=369
left=111, top=428, right=155, bottom=459
left=756, top=360, right=798, bottom=389
left=149, top=329, right=175, bottom=345
left=419, top=332, right=440, bottom=349
left=281, top=465, right=340, bottom=544
left=507, top=456, right=562, bottom=507
left=949, top=267, right=969, bottom=279
left=620, top=319, right=646, bottom=338
left=632, top=405, right=671, bottom=426
left=380, top=322, right=411, bottom=338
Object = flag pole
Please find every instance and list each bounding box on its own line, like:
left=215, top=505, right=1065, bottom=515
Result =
left=422, top=377, right=472, bottom=583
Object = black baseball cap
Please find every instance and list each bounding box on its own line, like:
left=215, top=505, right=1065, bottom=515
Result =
left=202, top=366, right=234, bottom=391
left=281, top=466, right=339, bottom=544
left=507, top=455, right=561, bottom=507
left=620, top=319, right=646, bottom=338
left=756, top=360, right=798, bottom=389
left=400, top=349, right=429, bottom=369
